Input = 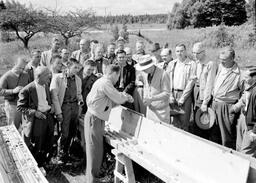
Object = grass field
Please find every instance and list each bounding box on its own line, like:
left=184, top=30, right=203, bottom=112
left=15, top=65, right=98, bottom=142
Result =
left=1, top=23, right=256, bottom=72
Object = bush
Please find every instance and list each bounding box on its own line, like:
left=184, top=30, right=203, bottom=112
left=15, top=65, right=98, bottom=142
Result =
left=213, top=25, right=235, bottom=48
left=247, top=33, right=256, bottom=48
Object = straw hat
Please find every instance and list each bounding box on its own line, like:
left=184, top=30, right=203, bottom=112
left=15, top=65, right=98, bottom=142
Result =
left=195, top=108, right=215, bottom=130
left=135, top=55, right=155, bottom=71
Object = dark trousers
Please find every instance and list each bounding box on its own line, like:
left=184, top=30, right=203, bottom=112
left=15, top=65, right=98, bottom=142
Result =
left=84, top=111, right=105, bottom=183
left=172, top=92, right=192, bottom=131
left=210, top=101, right=240, bottom=149
left=60, top=103, right=79, bottom=154
left=32, top=112, right=54, bottom=167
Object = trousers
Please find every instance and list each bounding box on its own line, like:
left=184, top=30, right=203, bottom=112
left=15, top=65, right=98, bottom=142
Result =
left=84, top=111, right=105, bottom=183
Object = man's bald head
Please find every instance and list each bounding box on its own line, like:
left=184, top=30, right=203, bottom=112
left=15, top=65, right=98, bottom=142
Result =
left=160, top=48, right=172, bottom=62
left=34, top=66, right=52, bottom=85
left=80, top=39, right=90, bottom=52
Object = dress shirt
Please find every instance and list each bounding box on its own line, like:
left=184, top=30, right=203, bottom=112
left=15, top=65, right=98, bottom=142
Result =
left=35, top=81, right=51, bottom=112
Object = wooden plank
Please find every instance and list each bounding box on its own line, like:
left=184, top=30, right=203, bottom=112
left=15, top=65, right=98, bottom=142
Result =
left=107, top=107, right=143, bottom=139
left=137, top=118, right=250, bottom=183
left=106, top=106, right=252, bottom=183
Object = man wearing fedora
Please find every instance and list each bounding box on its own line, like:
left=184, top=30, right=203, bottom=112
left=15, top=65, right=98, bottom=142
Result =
left=192, top=42, right=217, bottom=138
left=135, top=55, right=170, bottom=123
left=166, top=44, right=196, bottom=131
left=211, top=46, right=244, bottom=149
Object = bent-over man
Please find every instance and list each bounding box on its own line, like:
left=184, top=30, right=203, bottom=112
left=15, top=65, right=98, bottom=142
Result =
left=84, top=64, right=133, bottom=183
left=17, top=66, right=54, bottom=167
left=135, top=55, right=170, bottom=123
left=0, top=57, right=29, bottom=128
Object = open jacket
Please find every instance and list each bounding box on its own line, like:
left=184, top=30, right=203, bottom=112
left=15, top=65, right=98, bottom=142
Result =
left=50, top=73, right=83, bottom=115
left=166, top=58, right=197, bottom=104
left=17, top=82, right=52, bottom=137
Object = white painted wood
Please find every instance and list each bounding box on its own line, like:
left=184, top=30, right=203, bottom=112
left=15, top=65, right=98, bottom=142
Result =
left=106, top=106, right=250, bottom=183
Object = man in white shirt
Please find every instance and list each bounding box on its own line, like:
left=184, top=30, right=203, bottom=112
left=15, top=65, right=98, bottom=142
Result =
left=84, top=64, right=133, bottom=183
left=17, top=66, right=54, bottom=167
left=192, top=42, right=217, bottom=138
left=166, top=44, right=196, bottom=131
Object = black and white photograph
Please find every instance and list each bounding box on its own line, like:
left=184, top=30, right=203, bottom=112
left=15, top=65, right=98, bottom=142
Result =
left=0, top=0, right=256, bottom=182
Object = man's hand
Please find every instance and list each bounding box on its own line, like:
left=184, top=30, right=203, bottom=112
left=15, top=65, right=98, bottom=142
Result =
left=126, top=94, right=134, bottom=103
left=169, top=98, right=177, bottom=108
left=56, top=114, right=63, bottom=122
left=95, top=73, right=103, bottom=78
left=12, top=86, right=23, bottom=94
left=50, top=104, right=55, bottom=114
left=200, top=104, right=208, bottom=112
left=143, top=97, right=153, bottom=106
left=177, top=100, right=184, bottom=107
left=35, top=111, right=46, bottom=119
left=229, top=105, right=236, bottom=114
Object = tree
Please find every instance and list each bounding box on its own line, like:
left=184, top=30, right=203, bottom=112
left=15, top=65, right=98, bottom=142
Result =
left=48, top=9, right=98, bottom=46
left=0, top=1, right=49, bottom=48
left=169, top=0, right=247, bottom=29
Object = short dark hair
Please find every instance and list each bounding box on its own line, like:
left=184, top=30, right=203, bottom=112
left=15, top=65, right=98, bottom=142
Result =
left=175, top=43, right=186, bottom=50
left=90, top=40, right=99, bottom=44
left=106, top=64, right=120, bottom=75
left=69, top=58, right=80, bottom=64
left=84, top=59, right=96, bottom=67
left=116, top=50, right=126, bottom=55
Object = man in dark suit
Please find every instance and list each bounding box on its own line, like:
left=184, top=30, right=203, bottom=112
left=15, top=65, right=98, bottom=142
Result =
left=114, top=50, right=136, bottom=109
left=82, top=60, right=98, bottom=114
left=17, top=66, right=54, bottom=167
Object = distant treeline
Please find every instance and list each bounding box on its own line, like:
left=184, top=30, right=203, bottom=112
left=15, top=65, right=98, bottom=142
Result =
left=95, top=14, right=168, bottom=24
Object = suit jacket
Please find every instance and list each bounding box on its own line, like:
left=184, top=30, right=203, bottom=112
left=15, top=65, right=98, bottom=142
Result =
left=94, top=57, right=110, bottom=75
left=50, top=73, right=83, bottom=115
left=71, top=50, right=90, bottom=64
left=17, top=82, right=52, bottom=137
left=81, top=74, right=98, bottom=114
left=40, top=50, right=60, bottom=69
left=24, top=64, right=35, bottom=83
left=114, top=64, right=136, bottom=95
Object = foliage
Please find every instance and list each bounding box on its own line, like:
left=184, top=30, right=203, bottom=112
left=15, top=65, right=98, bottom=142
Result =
left=0, top=0, right=50, bottom=48
left=212, top=25, right=235, bottom=47
left=47, top=9, right=98, bottom=46
left=168, top=0, right=248, bottom=29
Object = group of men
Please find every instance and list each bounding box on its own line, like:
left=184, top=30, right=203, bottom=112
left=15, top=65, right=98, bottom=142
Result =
left=0, top=35, right=256, bottom=182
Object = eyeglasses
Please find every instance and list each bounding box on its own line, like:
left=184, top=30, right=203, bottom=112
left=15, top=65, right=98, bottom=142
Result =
left=193, top=50, right=204, bottom=55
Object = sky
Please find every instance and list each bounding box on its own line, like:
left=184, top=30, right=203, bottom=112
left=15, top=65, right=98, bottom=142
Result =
left=17, top=0, right=182, bottom=15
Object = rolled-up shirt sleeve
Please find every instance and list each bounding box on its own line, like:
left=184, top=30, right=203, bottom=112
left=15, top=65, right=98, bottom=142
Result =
left=103, top=81, right=128, bottom=104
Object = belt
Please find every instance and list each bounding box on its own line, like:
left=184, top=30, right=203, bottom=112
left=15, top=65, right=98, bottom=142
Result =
left=213, top=98, right=237, bottom=104
left=137, top=85, right=143, bottom=88
left=173, top=89, right=183, bottom=92
left=63, top=100, right=78, bottom=104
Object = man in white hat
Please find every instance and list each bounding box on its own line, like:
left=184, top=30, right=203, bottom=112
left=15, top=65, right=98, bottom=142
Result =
left=135, top=55, right=170, bottom=123
left=166, top=44, right=196, bottom=131
left=192, top=42, right=217, bottom=138
left=210, top=46, right=244, bottom=149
